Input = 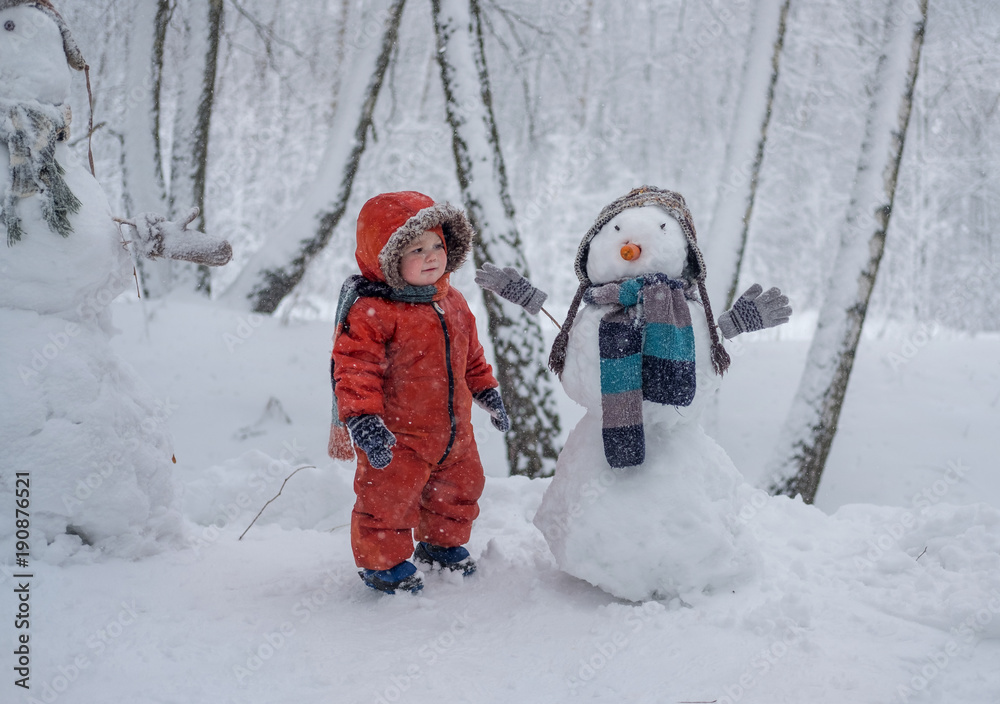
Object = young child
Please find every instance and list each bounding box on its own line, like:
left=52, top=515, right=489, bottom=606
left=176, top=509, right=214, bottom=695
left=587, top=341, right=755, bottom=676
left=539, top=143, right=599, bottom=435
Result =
left=328, top=191, right=510, bottom=594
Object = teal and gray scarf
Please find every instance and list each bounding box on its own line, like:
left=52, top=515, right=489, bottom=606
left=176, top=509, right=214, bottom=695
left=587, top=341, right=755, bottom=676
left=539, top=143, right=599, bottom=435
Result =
left=584, top=274, right=696, bottom=468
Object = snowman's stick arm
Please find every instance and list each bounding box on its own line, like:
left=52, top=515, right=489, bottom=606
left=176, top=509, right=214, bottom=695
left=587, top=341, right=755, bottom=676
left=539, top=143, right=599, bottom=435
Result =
left=540, top=306, right=562, bottom=330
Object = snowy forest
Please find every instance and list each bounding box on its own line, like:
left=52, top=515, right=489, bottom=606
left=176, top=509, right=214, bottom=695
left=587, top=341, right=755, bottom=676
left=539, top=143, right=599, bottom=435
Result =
left=3, top=0, right=1000, bottom=702
left=62, top=0, right=998, bottom=327
left=60, top=0, right=1000, bottom=482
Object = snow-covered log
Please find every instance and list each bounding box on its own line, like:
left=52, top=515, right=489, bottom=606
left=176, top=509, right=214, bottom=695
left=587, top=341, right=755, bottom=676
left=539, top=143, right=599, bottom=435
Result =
left=703, top=0, right=791, bottom=311
left=223, top=0, right=407, bottom=313
left=431, top=0, right=561, bottom=477
left=766, top=0, right=929, bottom=503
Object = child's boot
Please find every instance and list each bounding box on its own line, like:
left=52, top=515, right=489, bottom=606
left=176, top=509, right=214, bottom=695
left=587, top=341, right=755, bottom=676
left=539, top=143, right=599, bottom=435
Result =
left=414, top=542, right=477, bottom=576
left=359, top=560, right=424, bottom=594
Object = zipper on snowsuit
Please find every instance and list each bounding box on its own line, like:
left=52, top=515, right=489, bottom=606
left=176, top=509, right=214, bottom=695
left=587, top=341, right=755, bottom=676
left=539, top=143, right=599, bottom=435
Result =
left=432, top=302, right=457, bottom=465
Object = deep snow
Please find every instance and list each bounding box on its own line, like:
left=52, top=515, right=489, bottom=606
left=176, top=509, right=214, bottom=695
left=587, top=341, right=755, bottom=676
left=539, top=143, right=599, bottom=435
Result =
left=3, top=298, right=999, bottom=704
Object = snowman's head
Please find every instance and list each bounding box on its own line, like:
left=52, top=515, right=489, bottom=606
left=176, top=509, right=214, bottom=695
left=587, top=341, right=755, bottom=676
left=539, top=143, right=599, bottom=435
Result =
left=551, top=186, right=730, bottom=378
left=585, top=206, right=696, bottom=284
left=0, top=1, right=86, bottom=104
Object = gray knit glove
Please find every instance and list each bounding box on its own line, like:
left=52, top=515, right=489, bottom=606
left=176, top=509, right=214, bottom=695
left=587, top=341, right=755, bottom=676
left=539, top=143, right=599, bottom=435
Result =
left=717, top=284, right=792, bottom=340
left=345, top=414, right=396, bottom=469
left=474, top=263, right=548, bottom=315
left=472, top=387, right=510, bottom=432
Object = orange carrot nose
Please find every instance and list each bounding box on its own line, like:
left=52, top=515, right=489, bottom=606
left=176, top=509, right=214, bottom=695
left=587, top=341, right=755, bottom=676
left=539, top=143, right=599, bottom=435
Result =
left=620, top=243, right=641, bottom=261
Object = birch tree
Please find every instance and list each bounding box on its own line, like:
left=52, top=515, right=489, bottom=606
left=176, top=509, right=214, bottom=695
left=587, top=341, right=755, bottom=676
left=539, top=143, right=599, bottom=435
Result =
left=431, top=0, right=561, bottom=477
left=703, top=0, right=791, bottom=311
left=121, top=0, right=171, bottom=297
left=766, top=0, right=928, bottom=503
left=168, top=0, right=224, bottom=293
left=224, top=0, right=407, bottom=313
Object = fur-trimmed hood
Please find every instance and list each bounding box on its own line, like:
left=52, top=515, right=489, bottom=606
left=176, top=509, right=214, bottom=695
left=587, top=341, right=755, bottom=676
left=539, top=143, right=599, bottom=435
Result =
left=355, top=191, right=475, bottom=290
left=0, top=0, right=87, bottom=71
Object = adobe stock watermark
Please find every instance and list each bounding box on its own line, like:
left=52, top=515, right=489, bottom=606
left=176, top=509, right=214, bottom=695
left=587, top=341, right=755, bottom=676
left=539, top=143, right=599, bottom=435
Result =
left=895, top=590, right=1000, bottom=702
left=20, top=600, right=140, bottom=704
left=886, top=258, right=999, bottom=371
left=60, top=398, right=180, bottom=514
left=567, top=601, right=664, bottom=690
left=717, top=621, right=804, bottom=704
left=515, top=122, right=625, bottom=230
left=186, top=439, right=308, bottom=555
left=232, top=566, right=353, bottom=686
left=854, top=459, right=971, bottom=573
left=371, top=610, right=473, bottom=704
left=222, top=313, right=266, bottom=353
left=348, top=2, right=408, bottom=51
left=16, top=274, right=131, bottom=387
left=541, top=466, right=619, bottom=544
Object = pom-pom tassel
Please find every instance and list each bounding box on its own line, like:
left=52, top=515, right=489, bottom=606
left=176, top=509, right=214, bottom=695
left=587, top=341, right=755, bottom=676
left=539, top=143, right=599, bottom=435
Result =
left=711, top=341, right=731, bottom=377
left=330, top=423, right=355, bottom=461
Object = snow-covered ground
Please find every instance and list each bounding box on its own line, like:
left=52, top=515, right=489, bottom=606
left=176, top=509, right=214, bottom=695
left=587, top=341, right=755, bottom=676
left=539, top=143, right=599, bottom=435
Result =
left=4, top=297, right=999, bottom=704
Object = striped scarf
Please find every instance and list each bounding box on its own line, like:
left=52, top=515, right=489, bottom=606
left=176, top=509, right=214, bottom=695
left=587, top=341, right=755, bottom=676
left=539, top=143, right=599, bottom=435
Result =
left=585, top=274, right=696, bottom=468
left=328, top=274, right=445, bottom=460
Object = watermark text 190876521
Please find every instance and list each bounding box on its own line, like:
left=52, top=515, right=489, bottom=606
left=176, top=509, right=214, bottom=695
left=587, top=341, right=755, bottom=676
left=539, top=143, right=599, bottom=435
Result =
left=12, top=470, right=33, bottom=691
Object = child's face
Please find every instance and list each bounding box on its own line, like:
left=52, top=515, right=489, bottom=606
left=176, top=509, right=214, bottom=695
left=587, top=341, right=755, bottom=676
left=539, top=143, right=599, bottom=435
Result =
left=399, top=230, right=447, bottom=286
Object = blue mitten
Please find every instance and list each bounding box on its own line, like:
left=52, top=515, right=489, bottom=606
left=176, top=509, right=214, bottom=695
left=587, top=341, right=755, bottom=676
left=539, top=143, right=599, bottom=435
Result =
left=472, top=387, right=510, bottom=432
left=345, top=414, right=396, bottom=469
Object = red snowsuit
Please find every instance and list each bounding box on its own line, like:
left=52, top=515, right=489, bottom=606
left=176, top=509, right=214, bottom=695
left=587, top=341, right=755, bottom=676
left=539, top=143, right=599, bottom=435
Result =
left=332, top=192, right=498, bottom=570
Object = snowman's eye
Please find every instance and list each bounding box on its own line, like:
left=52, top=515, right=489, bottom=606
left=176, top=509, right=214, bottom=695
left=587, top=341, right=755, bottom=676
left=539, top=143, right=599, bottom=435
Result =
left=614, top=225, right=620, bottom=231
left=660, top=223, right=666, bottom=230
left=4, top=20, right=15, bottom=31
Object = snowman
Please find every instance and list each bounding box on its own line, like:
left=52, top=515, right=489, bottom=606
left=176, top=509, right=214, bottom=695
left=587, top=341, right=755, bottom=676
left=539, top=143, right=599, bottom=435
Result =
left=0, top=0, right=231, bottom=559
left=477, top=186, right=790, bottom=601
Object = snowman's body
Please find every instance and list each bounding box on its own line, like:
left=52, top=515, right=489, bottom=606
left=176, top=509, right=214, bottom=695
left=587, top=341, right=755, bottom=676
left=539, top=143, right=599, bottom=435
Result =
left=0, top=4, right=180, bottom=557
left=534, top=206, right=758, bottom=602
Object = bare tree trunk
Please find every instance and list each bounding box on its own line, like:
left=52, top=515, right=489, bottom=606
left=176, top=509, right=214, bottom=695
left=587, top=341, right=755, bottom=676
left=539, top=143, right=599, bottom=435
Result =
left=169, top=0, right=224, bottom=294
left=224, top=0, right=407, bottom=313
left=431, top=0, right=561, bottom=477
left=122, top=0, right=172, bottom=297
left=150, top=0, right=172, bottom=197
left=703, top=0, right=791, bottom=311
left=766, top=0, right=928, bottom=503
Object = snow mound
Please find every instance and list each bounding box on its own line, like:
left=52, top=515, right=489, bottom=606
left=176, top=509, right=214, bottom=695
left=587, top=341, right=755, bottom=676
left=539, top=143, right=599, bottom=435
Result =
left=535, top=414, right=760, bottom=602
left=0, top=308, right=183, bottom=561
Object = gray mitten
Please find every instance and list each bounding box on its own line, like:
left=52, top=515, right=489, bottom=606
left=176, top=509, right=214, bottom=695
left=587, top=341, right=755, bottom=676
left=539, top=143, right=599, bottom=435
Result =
left=474, top=263, right=548, bottom=315
left=717, top=284, right=792, bottom=340
left=127, top=208, right=233, bottom=266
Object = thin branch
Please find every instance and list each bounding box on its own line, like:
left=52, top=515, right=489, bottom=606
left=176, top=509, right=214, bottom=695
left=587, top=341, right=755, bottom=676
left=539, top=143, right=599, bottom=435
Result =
left=238, top=465, right=314, bottom=540
left=227, top=0, right=306, bottom=61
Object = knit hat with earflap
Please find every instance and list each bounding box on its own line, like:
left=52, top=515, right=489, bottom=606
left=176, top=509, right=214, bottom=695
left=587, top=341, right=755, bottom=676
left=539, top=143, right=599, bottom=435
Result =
left=548, top=186, right=731, bottom=377
left=0, top=0, right=87, bottom=70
